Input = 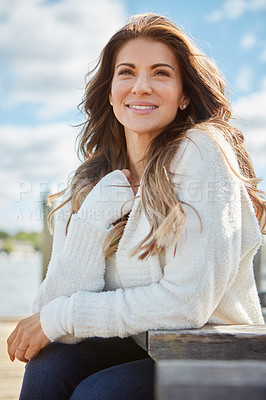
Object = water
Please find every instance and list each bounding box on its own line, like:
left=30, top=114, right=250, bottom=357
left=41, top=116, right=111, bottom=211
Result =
left=0, top=247, right=265, bottom=318
left=0, top=253, right=42, bottom=317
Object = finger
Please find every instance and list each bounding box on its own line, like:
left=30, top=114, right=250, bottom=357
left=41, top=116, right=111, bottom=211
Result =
left=15, top=348, right=29, bottom=363
left=24, top=341, right=40, bottom=360
left=8, top=337, right=22, bottom=361
left=15, top=341, right=29, bottom=362
left=7, top=319, right=25, bottom=360
left=7, top=327, right=18, bottom=353
left=8, top=329, right=28, bottom=361
left=25, top=347, right=40, bottom=361
left=25, top=333, right=50, bottom=361
left=8, top=339, right=20, bottom=361
left=7, top=333, right=16, bottom=361
left=121, top=169, right=131, bottom=182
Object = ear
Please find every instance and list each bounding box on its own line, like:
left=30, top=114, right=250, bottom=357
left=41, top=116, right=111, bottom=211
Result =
left=109, top=93, right=113, bottom=106
left=179, top=96, right=190, bottom=111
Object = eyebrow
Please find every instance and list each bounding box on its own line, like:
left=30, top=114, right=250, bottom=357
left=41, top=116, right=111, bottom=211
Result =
left=116, top=63, right=175, bottom=71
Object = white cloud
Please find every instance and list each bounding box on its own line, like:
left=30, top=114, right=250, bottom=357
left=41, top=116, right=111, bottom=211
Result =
left=0, top=0, right=127, bottom=232
left=240, top=33, right=257, bottom=50
left=235, top=66, right=253, bottom=92
left=206, top=0, right=266, bottom=22
left=232, top=81, right=266, bottom=184
left=0, top=122, right=80, bottom=232
left=0, top=0, right=127, bottom=119
left=260, top=49, right=266, bottom=62
left=233, top=78, right=266, bottom=122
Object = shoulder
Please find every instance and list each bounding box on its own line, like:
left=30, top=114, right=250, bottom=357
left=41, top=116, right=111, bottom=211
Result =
left=170, top=127, right=239, bottom=178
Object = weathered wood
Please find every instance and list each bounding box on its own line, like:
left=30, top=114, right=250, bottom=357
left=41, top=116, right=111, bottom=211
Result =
left=259, top=291, right=266, bottom=308
left=148, top=324, right=266, bottom=361
left=254, top=247, right=262, bottom=291
left=155, top=359, right=266, bottom=400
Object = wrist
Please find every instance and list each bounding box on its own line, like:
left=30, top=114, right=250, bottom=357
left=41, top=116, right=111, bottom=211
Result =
left=40, top=296, right=74, bottom=341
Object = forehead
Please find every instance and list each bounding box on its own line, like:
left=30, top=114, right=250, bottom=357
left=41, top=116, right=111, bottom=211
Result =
left=115, top=38, right=178, bottom=66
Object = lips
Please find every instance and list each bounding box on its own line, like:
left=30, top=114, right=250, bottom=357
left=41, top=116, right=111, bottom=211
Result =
left=126, top=102, right=158, bottom=110
left=127, top=105, right=157, bottom=110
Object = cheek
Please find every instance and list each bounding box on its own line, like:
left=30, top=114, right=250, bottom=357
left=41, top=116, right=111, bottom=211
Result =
left=110, top=80, right=128, bottom=102
left=110, top=79, right=120, bottom=100
left=165, top=93, right=181, bottom=114
left=162, top=88, right=182, bottom=122
left=110, top=84, right=125, bottom=123
left=160, top=83, right=182, bottom=105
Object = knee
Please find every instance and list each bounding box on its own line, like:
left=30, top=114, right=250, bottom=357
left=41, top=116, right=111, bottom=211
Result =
left=23, top=342, right=65, bottom=382
left=19, top=342, right=74, bottom=399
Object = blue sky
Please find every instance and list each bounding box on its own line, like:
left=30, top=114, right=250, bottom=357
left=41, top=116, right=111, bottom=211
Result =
left=0, top=0, right=266, bottom=233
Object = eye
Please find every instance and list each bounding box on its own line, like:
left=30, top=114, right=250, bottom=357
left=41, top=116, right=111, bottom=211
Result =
left=118, top=69, right=134, bottom=76
left=154, top=69, right=170, bottom=77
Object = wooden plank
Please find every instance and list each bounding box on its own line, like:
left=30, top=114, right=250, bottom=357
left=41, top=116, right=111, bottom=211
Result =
left=148, top=324, right=266, bottom=361
left=253, top=247, right=262, bottom=291
left=259, top=291, right=266, bottom=308
left=155, top=359, right=266, bottom=400
left=0, top=320, right=25, bottom=400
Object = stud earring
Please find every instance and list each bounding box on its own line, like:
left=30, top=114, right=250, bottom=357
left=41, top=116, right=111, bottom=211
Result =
left=181, top=104, right=187, bottom=110
left=110, top=101, right=113, bottom=106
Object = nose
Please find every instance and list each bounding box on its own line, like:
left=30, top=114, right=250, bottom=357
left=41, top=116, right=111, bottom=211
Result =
left=131, top=73, right=152, bottom=95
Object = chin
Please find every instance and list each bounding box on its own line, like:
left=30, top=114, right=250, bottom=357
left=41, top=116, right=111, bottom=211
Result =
left=127, top=125, right=161, bottom=135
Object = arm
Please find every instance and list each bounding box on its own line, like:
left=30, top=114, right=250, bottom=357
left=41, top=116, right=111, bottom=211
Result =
left=7, top=170, right=135, bottom=360
left=33, top=169, right=135, bottom=313
left=40, top=132, right=250, bottom=341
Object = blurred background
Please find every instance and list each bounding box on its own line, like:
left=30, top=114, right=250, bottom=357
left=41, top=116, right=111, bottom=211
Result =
left=0, top=0, right=266, bottom=318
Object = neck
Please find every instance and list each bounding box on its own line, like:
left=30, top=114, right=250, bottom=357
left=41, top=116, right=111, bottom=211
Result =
left=125, top=131, right=152, bottom=187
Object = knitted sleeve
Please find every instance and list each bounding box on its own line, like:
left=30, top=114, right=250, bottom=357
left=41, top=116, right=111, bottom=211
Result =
left=39, top=131, right=261, bottom=341
left=33, top=170, right=135, bottom=315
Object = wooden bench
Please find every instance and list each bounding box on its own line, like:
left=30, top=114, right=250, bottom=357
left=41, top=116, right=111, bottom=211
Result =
left=155, top=359, right=266, bottom=400
left=254, top=247, right=266, bottom=307
left=147, top=325, right=266, bottom=361
left=147, top=246, right=266, bottom=398
left=259, top=291, right=266, bottom=308
left=147, top=325, right=266, bottom=399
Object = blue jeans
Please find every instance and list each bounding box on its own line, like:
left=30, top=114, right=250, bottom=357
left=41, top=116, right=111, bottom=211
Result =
left=19, top=337, right=154, bottom=399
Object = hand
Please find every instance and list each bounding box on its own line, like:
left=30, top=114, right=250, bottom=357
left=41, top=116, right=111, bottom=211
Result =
left=7, top=313, right=51, bottom=363
left=121, top=169, right=131, bottom=182
left=121, top=169, right=139, bottom=195
left=77, top=169, right=135, bottom=229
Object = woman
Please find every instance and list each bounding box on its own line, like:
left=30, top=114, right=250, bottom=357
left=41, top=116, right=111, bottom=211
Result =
left=8, top=13, right=265, bottom=400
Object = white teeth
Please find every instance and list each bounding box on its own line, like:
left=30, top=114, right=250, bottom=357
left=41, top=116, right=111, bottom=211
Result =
left=128, top=105, right=156, bottom=110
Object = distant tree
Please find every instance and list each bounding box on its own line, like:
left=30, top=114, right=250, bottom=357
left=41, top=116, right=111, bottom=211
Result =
left=14, top=231, right=41, bottom=251
left=0, top=231, right=9, bottom=239
left=14, top=232, right=30, bottom=241
left=2, top=239, right=13, bottom=254
left=28, top=232, right=41, bottom=251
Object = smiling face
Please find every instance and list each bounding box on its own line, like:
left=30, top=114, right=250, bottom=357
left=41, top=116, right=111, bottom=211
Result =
left=109, top=38, right=189, bottom=141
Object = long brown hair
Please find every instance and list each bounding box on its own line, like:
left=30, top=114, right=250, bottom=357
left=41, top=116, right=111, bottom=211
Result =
left=48, top=13, right=266, bottom=259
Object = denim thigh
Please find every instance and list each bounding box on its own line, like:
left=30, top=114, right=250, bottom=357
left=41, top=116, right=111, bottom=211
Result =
left=70, top=357, right=155, bottom=400
left=19, top=337, right=151, bottom=400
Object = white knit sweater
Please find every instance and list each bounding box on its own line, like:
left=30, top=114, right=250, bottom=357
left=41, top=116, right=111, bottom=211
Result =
left=33, top=129, right=265, bottom=347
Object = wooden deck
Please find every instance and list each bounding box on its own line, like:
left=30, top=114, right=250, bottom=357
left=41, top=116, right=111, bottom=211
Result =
left=0, top=318, right=25, bottom=400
